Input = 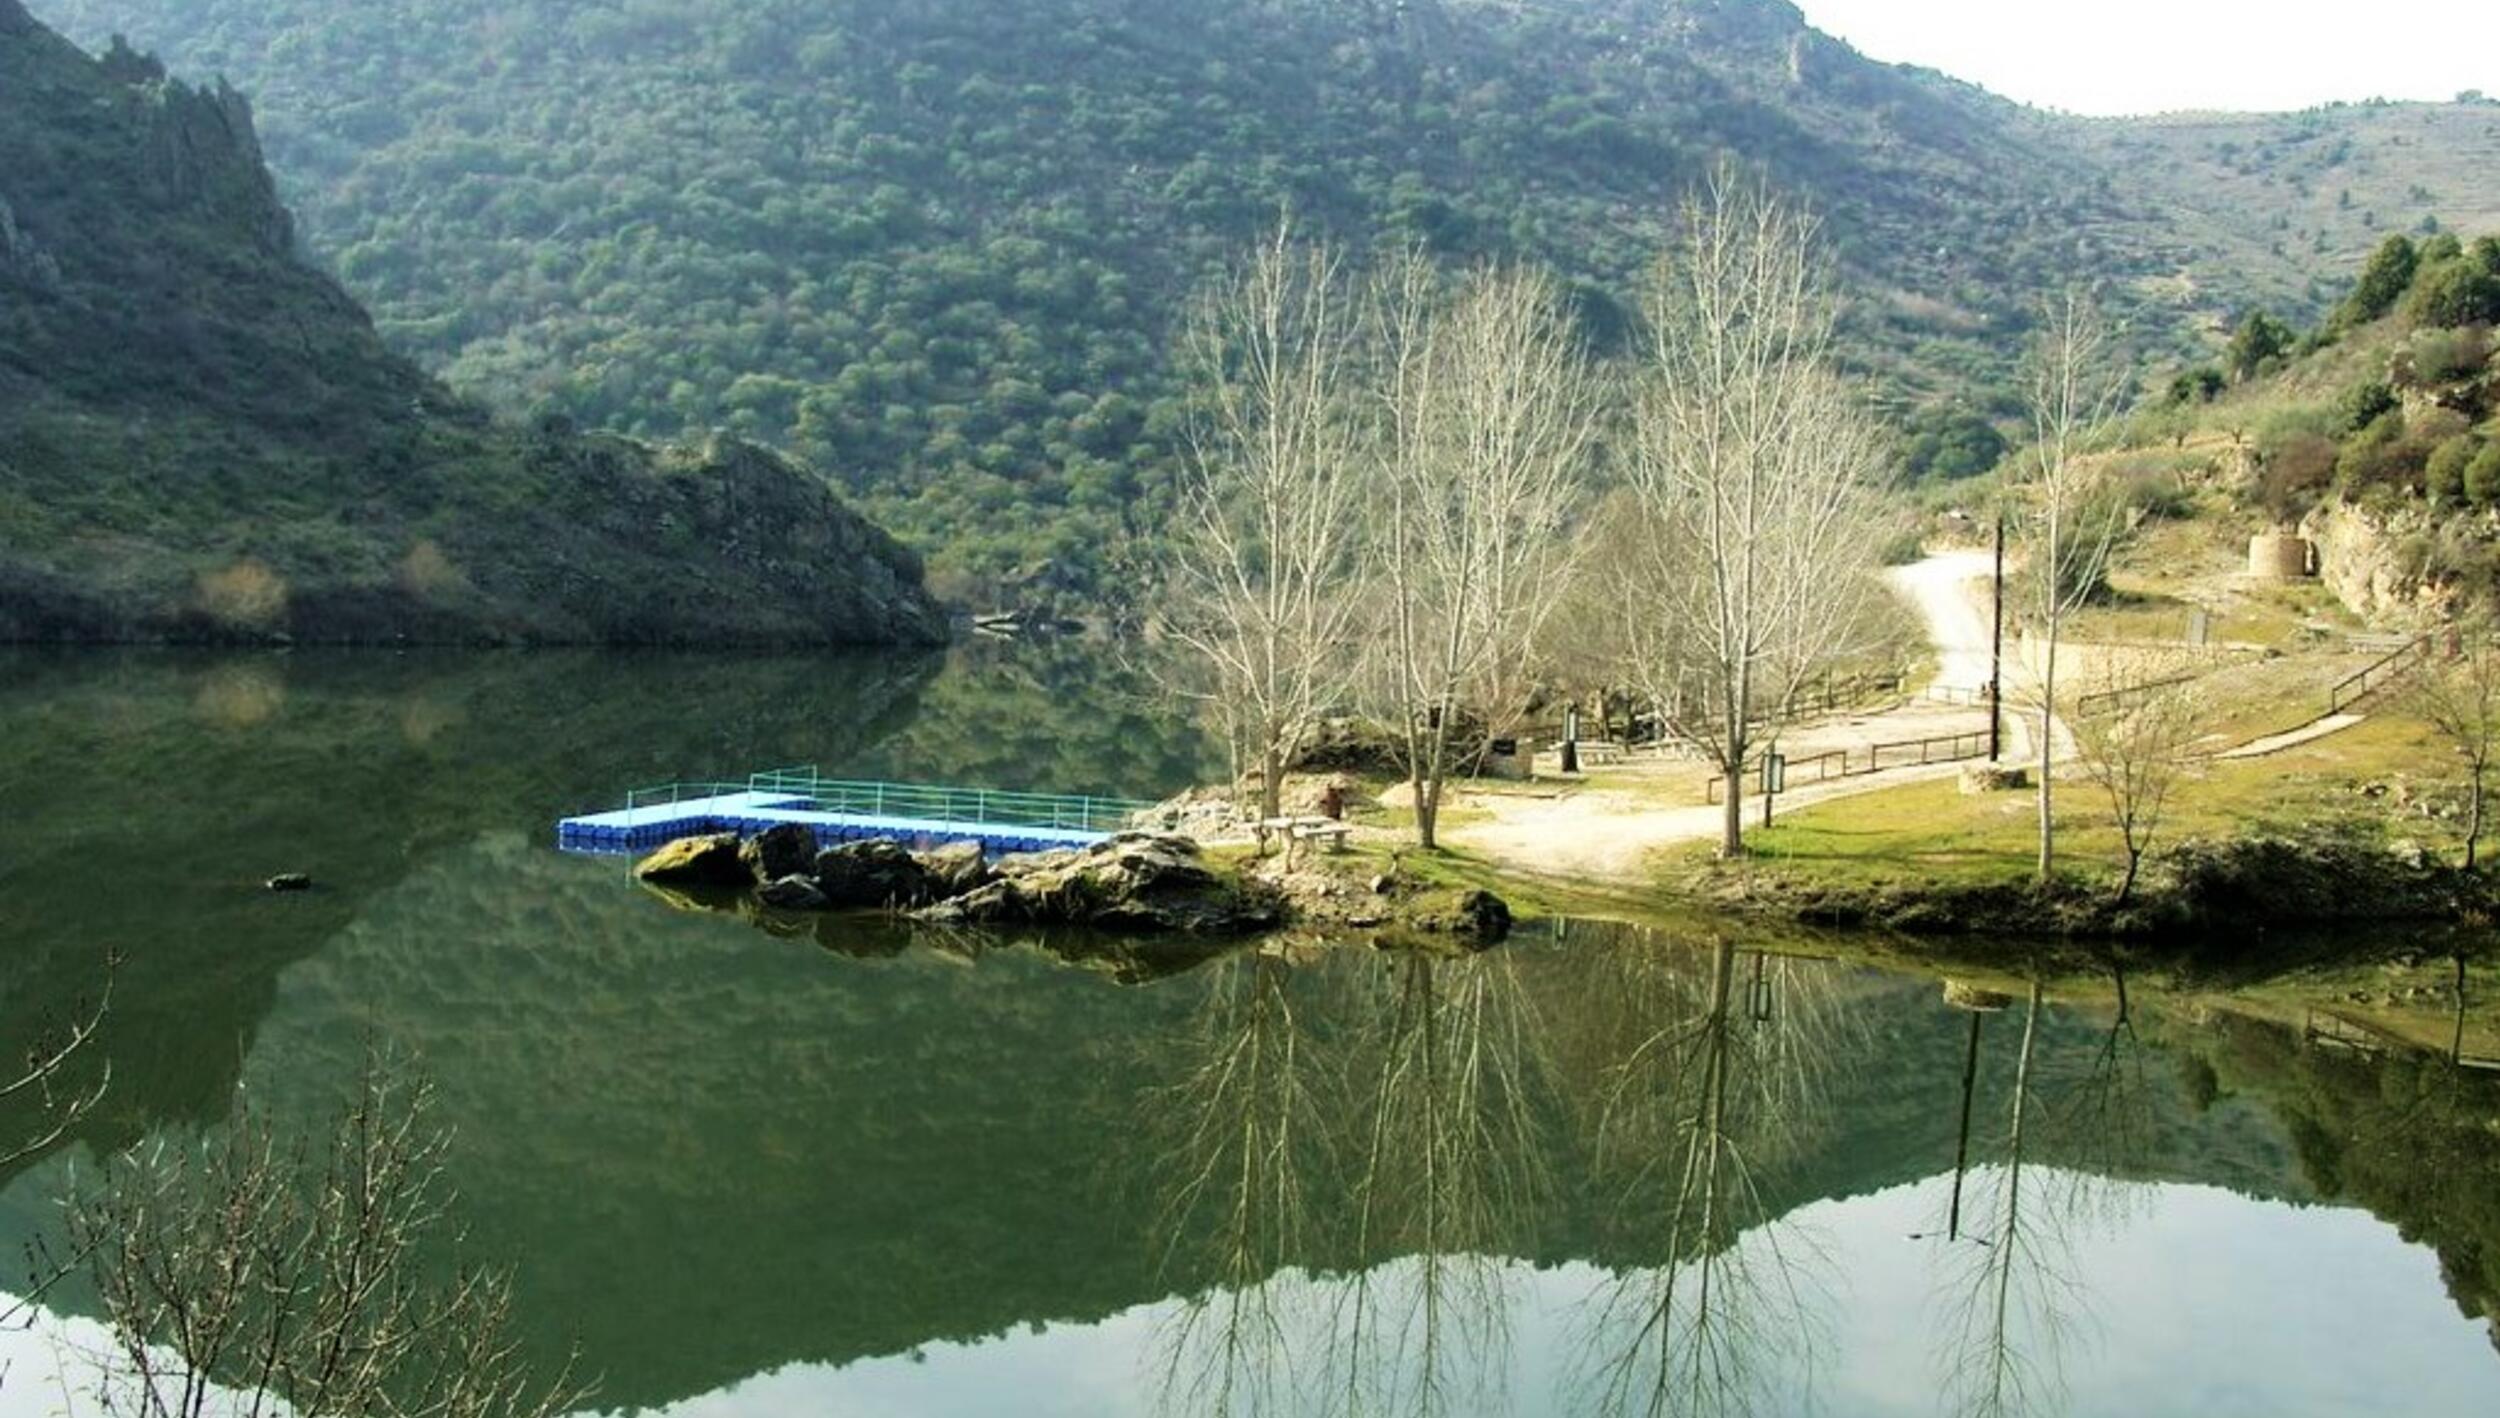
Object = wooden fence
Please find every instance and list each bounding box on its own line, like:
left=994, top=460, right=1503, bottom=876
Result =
left=1706, top=728, right=1994, bottom=803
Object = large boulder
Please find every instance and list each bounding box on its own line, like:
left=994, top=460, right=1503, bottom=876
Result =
left=813, top=839, right=937, bottom=909
left=740, top=824, right=819, bottom=881
left=915, top=834, right=1278, bottom=935
left=634, top=832, right=751, bottom=888
left=915, top=840, right=991, bottom=896
left=757, top=874, right=830, bottom=911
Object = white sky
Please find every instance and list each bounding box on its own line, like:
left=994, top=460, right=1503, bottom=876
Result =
left=1794, top=1, right=2500, bottom=116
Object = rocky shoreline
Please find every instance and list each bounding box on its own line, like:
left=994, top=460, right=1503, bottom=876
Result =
left=1695, top=830, right=2496, bottom=953
left=631, top=825, right=1514, bottom=947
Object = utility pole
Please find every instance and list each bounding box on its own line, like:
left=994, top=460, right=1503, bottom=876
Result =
left=1988, top=511, right=2006, bottom=762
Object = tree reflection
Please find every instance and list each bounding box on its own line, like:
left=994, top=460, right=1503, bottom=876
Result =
left=2048, top=963, right=2156, bottom=1230
left=1147, top=946, right=1335, bottom=1416
left=1326, top=947, right=1557, bottom=1417
left=1573, top=937, right=1851, bottom=1418
left=1935, top=979, right=2084, bottom=1418
left=1139, top=940, right=1563, bottom=1417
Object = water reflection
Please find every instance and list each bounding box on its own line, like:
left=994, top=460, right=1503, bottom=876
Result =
left=1575, top=939, right=1851, bottom=1418
left=0, top=690, right=2493, bottom=1417
left=0, top=641, right=1216, bottom=1183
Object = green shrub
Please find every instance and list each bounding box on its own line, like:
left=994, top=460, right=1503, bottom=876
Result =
left=2166, top=366, right=2227, bottom=405
left=1899, top=406, right=2009, bottom=482
left=2405, top=257, right=2500, bottom=329
left=2257, top=402, right=2342, bottom=447
left=2121, top=471, right=2194, bottom=520
left=2228, top=311, right=2293, bottom=380
left=2401, top=325, right=2493, bottom=386
left=2334, top=379, right=2399, bottom=434
left=2336, top=234, right=2419, bottom=327
left=2334, top=409, right=2410, bottom=492
left=2469, top=442, right=2500, bottom=506
left=2256, top=433, right=2340, bottom=520
left=2427, top=435, right=2480, bottom=503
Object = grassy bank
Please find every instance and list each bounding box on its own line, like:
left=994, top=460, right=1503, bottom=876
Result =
left=1653, top=709, right=2492, bottom=946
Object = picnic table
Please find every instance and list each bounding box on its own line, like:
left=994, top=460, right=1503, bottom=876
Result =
left=1253, top=815, right=1352, bottom=855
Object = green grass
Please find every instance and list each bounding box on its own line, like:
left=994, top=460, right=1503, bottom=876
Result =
left=1700, top=711, right=2470, bottom=898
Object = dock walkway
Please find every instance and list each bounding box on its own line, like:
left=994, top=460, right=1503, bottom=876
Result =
left=557, top=768, right=1151, bottom=858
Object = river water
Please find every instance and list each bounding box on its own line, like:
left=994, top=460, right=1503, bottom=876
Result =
left=0, top=646, right=2493, bottom=1416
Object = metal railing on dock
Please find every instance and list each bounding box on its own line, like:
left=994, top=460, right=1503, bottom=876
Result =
left=625, top=766, right=1153, bottom=835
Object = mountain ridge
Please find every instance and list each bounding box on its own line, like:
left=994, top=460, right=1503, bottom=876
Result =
left=0, top=1, right=948, bottom=645
left=19, top=0, right=2498, bottom=606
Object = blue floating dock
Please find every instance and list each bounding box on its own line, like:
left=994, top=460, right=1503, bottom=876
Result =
left=556, top=767, right=1153, bottom=859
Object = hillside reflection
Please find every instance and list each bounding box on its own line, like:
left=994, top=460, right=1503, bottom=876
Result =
left=0, top=878, right=2494, bottom=1415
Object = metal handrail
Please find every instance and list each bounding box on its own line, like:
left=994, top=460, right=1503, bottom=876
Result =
left=1704, top=732, right=1989, bottom=803
left=746, top=766, right=1152, bottom=834
left=2327, top=634, right=2435, bottom=715
left=607, top=769, right=1153, bottom=835
left=2074, top=673, right=2198, bottom=719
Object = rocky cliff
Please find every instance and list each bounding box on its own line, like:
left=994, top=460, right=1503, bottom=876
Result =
left=0, top=3, right=945, bottom=645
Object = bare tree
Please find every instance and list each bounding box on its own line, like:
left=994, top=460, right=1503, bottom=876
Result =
left=1625, top=170, right=1893, bottom=858
left=1372, top=253, right=1599, bottom=849
left=2069, top=671, right=2210, bottom=904
left=67, top=1059, right=580, bottom=1418
left=0, top=973, right=110, bottom=1349
left=2414, top=629, right=2500, bottom=869
left=1161, top=225, right=1372, bottom=819
left=2014, top=293, right=2128, bottom=881
left=0, top=973, right=110, bottom=1171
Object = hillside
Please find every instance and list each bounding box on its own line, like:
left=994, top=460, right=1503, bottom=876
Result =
left=0, top=0, right=945, bottom=645
left=2109, top=228, right=2500, bottom=621
left=2077, top=100, right=2500, bottom=324
left=27, top=0, right=2304, bottom=605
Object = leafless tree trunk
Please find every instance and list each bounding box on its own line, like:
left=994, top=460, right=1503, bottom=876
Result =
left=2070, top=668, right=2210, bottom=903
left=2017, top=293, right=2127, bottom=882
left=1625, top=169, right=1892, bottom=858
left=1372, top=252, right=1598, bottom=849
left=1159, top=225, right=1371, bottom=820
left=2414, top=628, right=2500, bottom=869
left=1939, top=980, right=2068, bottom=1418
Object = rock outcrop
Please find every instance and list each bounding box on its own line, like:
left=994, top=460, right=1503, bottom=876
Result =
left=757, top=875, right=830, bottom=911
left=632, top=833, right=750, bottom=888
left=812, top=841, right=938, bottom=909
left=917, top=835, right=1283, bottom=936
left=630, top=828, right=1510, bottom=945
left=2302, top=501, right=2457, bottom=626
left=0, top=12, right=947, bottom=646
left=740, top=824, right=819, bottom=882
left=919, top=841, right=991, bottom=896
left=0, top=194, right=63, bottom=292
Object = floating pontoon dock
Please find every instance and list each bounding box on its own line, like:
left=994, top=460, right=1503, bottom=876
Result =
left=556, top=766, right=1153, bottom=857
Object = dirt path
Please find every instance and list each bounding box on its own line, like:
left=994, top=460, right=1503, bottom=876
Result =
left=2218, top=712, right=2366, bottom=759
left=1440, top=549, right=2010, bottom=879
left=1889, top=547, right=1998, bottom=695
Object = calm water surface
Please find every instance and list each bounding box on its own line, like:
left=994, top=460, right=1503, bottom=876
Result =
left=0, top=646, right=2494, bottom=1416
